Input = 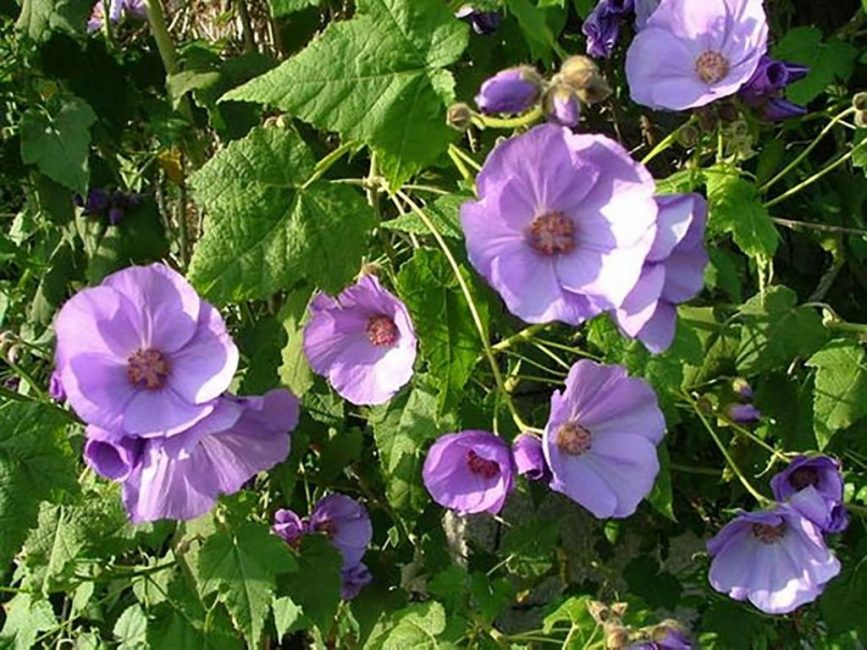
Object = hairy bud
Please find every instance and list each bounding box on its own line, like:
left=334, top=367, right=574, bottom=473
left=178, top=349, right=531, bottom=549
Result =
left=447, top=102, right=474, bottom=131
left=853, top=92, right=867, bottom=112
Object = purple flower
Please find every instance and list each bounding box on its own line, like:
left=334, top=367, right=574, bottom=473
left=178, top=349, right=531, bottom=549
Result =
left=75, top=188, right=110, bottom=214
left=88, top=389, right=298, bottom=522
left=629, top=623, right=692, bottom=650
left=272, top=508, right=306, bottom=547
left=707, top=505, right=840, bottom=614
left=625, top=0, right=769, bottom=111
left=771, top=456, right=849, bottom=534
left=455, top=4, right=501, bottom=35
left=542, top=360, right=665, bottom=518
left=422, top=430, right=515, bottom=515
left=87, top=0, right=147, bottom=33
left=583, top=0, right=634, bottom=59
left=512, top=434, right=548, bottom=481
left=475, top=67, right=543, bottom=115
left=545, top=86, right=581, bottom=127
left=739, top=56, right=808, bottom=121
left=634, top=0, right=661, bottom=30
left=761, top=98, right=807, bottom=122
left=460, top=124, right=657, bottom=325
left=727, top=403, right=761, bottom=424
left=731, top=378, right=752, bottom=399
left=341, top=562, right=372, bottom=600
left=48, top=369, right=66, bottom=402
left=54, top=264, right=239, bottom=436
left=303, top=275, right=417, bottom=406
left=308, top=494, right=373, bottom=569
left=614, top=193, right=708, bottom=353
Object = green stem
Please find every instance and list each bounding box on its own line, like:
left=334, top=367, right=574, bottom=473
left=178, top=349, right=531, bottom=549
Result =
left=447, top=144, right=482, bottom=171
left=447, top=147, right=473, bottom=182
left=760, top=107, right=856, bottom=193
left=491, top=324, right=547, bottom=352
left=825, top=320, right=867, bottom=336
left=145, top=0, right=178, bottom=76
left=772, top=217, right=867, bottom=237
left=641, top=117, right=694, bottom=165
left=472, top=106, right=543, bottom=130
left=395, top=191, right=530, bottom=432
left=302, top=141, right=358, bottom=190
left=764, top=141, right=866, bottom=209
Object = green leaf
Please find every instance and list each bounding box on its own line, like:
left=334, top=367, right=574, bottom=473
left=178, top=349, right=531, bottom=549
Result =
left=705, top=166, right=778, bottom=260
left=113, top=604, right=148, bottom=650
left=364, top=601, right=447, bottom=650
left=189, top=127, right=376, bottom=302
left=542, top=596, right=594, bottom=637
left=397, top=249, right=486, bottom=412
left=15, top=0, right=90, bottom=41
left=773, top=27, right=858, bottom=105
left=272, top=596, right=303, bottom=641
left=381, top=194, right=466, bottom=240
left=647, top=443, right=676, bottom=522
left=736, top=286, right=828, bottom=374
left=280, top=535, right=343, bottom=633
left=807, top=339, right=867, bottom=449
left=197, top=522, right=298, bottom=646
left=501, top=518, right=559, bottom=579
left=0, top=401, right=77, bottom=572
left=0, top=593, right=56, bottom=650
left=505, top=0, right=566, bottom=66
left=20, top=97, right=96, bottom=194
left=278, top=287, right=315, bottom=397
left=269, top=0, right=317, bottom=16
left=224, top=0, right=468, bottom=186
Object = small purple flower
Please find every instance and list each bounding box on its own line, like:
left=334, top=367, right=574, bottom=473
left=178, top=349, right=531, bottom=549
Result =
left=545, top=86, right=581, bottom=127
left=54, top=263, right=239, bottom=436
left=75, top=188, right=110, bottom=215
left=739, top=56, right=808, bottom=121
left=422, top=430, right=515, bottom=515
left=89, top=389, right=298, bottom=523
left=87, top=0, right=147, bottom=33
left=455, top=4, right=501, bottom=35
left=731, top=378, right=752, bottom=399
left=512, top=434, right=548, bottom=481
left=475, top=67, right=543, bottom=115
left=614, top=193, right=708, bottom=353
left=625, top=0, right=769, bottom=111
left=340, top=562, right=372, bottom=600
left=461, top=124, right=657, bottom=325
left=727, top=403, right=761, bottom=424
left=48, top=369, right=66, bottom=402
left=272, top=509, right=306, bottom=547
left=771, top=456, right=849, bottom=534
left=543, top=360, right=665, bottom=518
left=629, top=623, right=692, bottom=650
left=583, top=0, right=634, bottom=59
left=308, top=494, right=373, bottom=569
left=303, top=275, right=417, bottom=406
left=707, top=505, right=840, bottom=614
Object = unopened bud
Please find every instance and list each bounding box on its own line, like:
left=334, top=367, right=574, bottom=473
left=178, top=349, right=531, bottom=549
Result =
left=609, top=602, right=628, bottom=619
left=855, top=110, right=867, bottom=129
left=359, top=262, right=381, bottom=277
left=6, top=345, right=20, bottom=366
left=727, top=402, right=762, bottom=424
left=853, top=92, right=867, bottom=112
left=677, top=124, right=700, bottom=147
left=544, top=85, right=581, bottom=127
left=604, top=623, right=629, bottom=649
left=587, top=600, right=610, bottom=623
left=717, top=101, right=740, bottom=123
left=732, top=378, right=752, bottom=399
left=447, top=102, right=474, bottom=131
left=574, top=74, right=612, bottom=106
left=475, top=66, right=543, bottom=115
left=559, top=55, right=599, bottom=89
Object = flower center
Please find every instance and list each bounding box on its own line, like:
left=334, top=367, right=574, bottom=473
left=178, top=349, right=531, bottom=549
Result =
left=127, top=348, right=171, bottom=390
left=527, top=211, right=576, bottom=256
left=752, top=522, right=786, bottom=544
left=555, top=422, right=592, bottom=456
left=366, top=314, right=398, bottom=347
left=788, top=466, right=820, bottom=491
left=467, top=450, right=500, bottom=479
left=315, top=520, right=337, bottom=538
left=695, top=50, right=730, bottom=84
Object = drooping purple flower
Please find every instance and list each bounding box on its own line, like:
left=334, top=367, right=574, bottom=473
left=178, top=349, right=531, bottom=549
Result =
left=475, top=67, right=543, bottom=115
left=771, top=456, right=849, bottom=534
left=460, top=124, right=658, bottom=325
left=54, top=264, right=239, bottom=436
left=739, top=56, right=808, bottom=121
left=542, top=360, right=665, bottom=518
left=455, top=4, right=501, bottom=35
left=422, top=430, right=516, bottom=515
left=583, top=0, right=634, bottom=59
left=707, top=505, right=840, bottom=614
left=614, top=193, right=708, bottom=353
left=340, top=562, right=372, bottom=600
left=87, top=0, right=147, bottom=33
left=512, top=433, right=548, bottom=481
left=303, top=275, right=417, bottom=406
left=89, top=389, right=297, bottom=523
left=761, top=98, right=807, bottom=122
left=308, top=494, right=373, bottom=569
left=727, top=403, right=761, bottom=424
left=625, top=0, right=769, bottom=111
left=545, top=86, right=581, bottom=127
left=272, top=508, right=306, bottom=547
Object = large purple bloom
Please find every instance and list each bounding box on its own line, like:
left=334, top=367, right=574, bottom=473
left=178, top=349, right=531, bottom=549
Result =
left=625, top=0, right=768, bottom=110
left=460, top=124, right=658, bottom=325
left=542, top=360, right=665, bottom=518
left=614, top=193, right=708, bottom=353
left=707, top=505, right=840, bottom=614
left=422, top=430, right=515, bottom=515
left=54, top=264, right=239, bottom=436
left=770, top=456, right=849, bottom=534
left=85, top=389, right=298, bottom=523
left=308, top=494, right=373, bottom=569
left=303, top=275, right=417, bottom=406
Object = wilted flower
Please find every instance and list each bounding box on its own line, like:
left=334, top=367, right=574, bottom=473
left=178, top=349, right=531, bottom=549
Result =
left=739, top=56, right=808, bottom=121
left=544, top=85, right=581, bottom=127
left=422, top=430, right=516, bottom=515
left=557, top=56, right=612, bottom=105
left=86, top=389, right=298, bottom=522
left=543, top=360, right=665, bottom=518
left=303, top=275, right=417, bottom=406
left=770, top=456, right=849, bottom=534
left=614, top=193, right=708, bottom=353
left=582, top=0, right=634, bottom=59
left=455, top=4, right=501, bottom=35
left=475, top=66, right=543, bottom=115
left=512, top=433, right=548, bottom=481
left=460, top=124, right=657, bottom=325
left=707, top=505, right=840, bottom=614
left=626, top=0, right=768, bottom=110
left=54, top=263, right=239, bottom=435
left=341, top=562, right=373, bottom=600
left=272, top=509, right=306, bottom=547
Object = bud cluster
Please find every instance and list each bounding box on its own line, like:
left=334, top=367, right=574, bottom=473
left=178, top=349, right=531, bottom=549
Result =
left=587, top=601, right=692, bottom=649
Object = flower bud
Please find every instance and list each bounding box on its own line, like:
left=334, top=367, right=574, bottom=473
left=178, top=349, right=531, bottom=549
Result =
left=604, top=623, right=629, bottom=649
left=475, top=66, right=543, bottom=115
left=512, top=433, right=549, bottom=481
left=677, top=123, right=700, bottom=147
left=447, top=102, right=474, bottom=131
left=544, top=85, right=581, bottom=127
left=574, top=74, right=612, bottom=106
left=852, top=92, right=867, bottom=112
left=587, top=600, right=610, bottom=623
left=609, top=602, right=628, bottom=619
left=558, top=55, right=599, bottom=89
left=855, top=110, right=867, bottom=129
left=455, top=4, right=501, bottom=35
left=731, top=378, right=752, bottom=400
left=727, top=403, right=762, bottom=424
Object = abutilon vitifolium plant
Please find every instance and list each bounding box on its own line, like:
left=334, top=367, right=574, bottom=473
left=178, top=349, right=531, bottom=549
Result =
left=2, top=0, right=867, bottom=647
